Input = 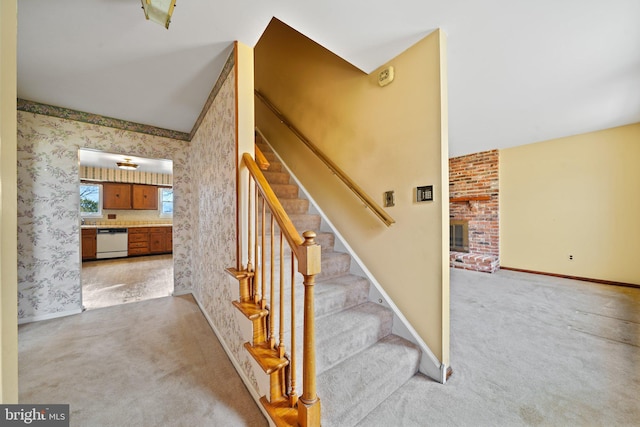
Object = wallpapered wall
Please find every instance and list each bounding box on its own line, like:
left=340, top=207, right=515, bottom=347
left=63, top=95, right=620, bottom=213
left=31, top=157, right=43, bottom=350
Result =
left=188, top=66, right=261, bottom=392
left=80, top=166, right=173, bottom=186
left=16, top=112, right=192, bottom=322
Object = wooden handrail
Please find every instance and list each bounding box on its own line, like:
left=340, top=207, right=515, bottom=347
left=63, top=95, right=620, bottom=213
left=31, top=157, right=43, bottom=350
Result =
left=255, top=90, right=395, bottom=227
left=237, top=152, right=321, bottom=426
left=243, top=153, right=304, bottom=255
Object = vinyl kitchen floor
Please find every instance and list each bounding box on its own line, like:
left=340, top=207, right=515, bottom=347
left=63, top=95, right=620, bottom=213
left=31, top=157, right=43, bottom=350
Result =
left=81, top=254, right=174, bottom=311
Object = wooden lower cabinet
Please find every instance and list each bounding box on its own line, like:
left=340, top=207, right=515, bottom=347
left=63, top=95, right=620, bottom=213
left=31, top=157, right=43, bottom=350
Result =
left=128, top=228, right=150, bottom=256
left=82, top=228, right=97, bottom=260
left=128, top=226, right=172, bottom=256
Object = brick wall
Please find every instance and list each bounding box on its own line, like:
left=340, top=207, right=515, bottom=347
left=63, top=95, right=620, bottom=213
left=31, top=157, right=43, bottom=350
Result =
left=449, top=150, right=499, bottom=271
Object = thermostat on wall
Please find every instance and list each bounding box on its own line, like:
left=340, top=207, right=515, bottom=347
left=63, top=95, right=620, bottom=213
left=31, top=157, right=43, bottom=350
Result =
left=378, top=66, right=394, bottom=87
left=416, top=185, right=433, bottom=202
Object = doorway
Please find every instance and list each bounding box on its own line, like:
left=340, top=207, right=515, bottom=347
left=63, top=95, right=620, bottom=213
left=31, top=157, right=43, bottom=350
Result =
left=79, top=149, right=175, bottom=310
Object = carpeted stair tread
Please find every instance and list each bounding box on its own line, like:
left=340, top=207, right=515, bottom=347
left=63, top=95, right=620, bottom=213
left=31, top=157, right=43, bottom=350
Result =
left=262, top=151, right=279, bottom=162
left=317, top=334, right=421, bottom=427
left=270, top=183, right=299, bottom=199
left=285, top=302, right=394, bottom=390
left=268, top=274, right=371, bottom=335
left=263, top=160, right=283, bottom=172
left=317, top=251, right=351, bottom=279
left=262, top=170, right=291, bottom=184
left=314, top=302, right=394, bottom=374
left=279, top=198, right=309, bottom=214
left=257, top=213, right=321, bottom=234
left=353, top=374, right=433, bottom=427
left=313, top=274, right=370, bottom=315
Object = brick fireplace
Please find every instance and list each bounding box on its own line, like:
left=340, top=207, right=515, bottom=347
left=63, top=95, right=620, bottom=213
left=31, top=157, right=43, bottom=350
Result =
left=449, top=150, right=499, bottom=273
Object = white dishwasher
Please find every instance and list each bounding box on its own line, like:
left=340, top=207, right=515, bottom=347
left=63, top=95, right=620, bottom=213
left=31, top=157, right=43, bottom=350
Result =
left=96, top=228, right=128, bottom=259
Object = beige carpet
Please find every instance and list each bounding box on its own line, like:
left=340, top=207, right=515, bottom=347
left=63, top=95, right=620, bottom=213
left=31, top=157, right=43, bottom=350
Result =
left=357, top=269, right=640, bottom=426
left=19, top=295, right=268, bottom=427
left=20, top=268, right=640, bottom=426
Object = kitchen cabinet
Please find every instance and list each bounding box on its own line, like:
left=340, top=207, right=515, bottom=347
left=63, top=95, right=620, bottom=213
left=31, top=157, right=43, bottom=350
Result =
left=132, top=184, right=158, bottom=210
left=82, top=228, right=97, bottom=260
left=149, top=227, right=172, bottom=253
left=103, top=183, right=132, bottom=209
left=128, top=227, right=150, bottom=256
left=128, top=226, right=172, bottom=256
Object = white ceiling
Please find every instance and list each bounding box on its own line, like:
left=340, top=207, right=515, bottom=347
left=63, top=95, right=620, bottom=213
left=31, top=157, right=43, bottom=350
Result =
left=17, top=0, right=640, bottom=158
left=79, top=149, right=173, bottom=174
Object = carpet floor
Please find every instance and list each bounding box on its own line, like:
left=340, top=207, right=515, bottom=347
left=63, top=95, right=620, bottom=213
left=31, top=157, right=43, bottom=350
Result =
left=19, top=269, right=640, bottom=426
left=18, top=295, right=268, bottom=427
left=358, top=268, right=640, bottom=426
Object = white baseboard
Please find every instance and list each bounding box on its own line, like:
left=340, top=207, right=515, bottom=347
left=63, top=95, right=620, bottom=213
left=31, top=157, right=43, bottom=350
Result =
left=171, top=288, right=193, bottom=296
left=189, top=292, right=276, bottom=427
left=18, top=307, right=83, bottom=325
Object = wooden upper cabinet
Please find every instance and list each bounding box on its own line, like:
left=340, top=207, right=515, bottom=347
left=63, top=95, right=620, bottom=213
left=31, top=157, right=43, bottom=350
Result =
left=103, top=183, right=132, bottom=209
left=132, top=184, right=158, bottom=210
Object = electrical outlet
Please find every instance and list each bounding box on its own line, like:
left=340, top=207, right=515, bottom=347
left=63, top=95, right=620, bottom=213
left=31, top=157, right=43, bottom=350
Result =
left=569, top=254, right=573, bottom=260
left=384, top=191, right=395, bottom=207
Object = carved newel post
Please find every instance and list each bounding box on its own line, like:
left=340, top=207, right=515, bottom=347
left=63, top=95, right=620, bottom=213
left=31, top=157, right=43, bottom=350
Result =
left=297, top=231, right=321, bottom=427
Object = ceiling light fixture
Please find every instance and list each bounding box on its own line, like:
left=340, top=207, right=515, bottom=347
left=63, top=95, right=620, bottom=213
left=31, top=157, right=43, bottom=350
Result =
left=117, top=158, right=139, bottom=170
left=141, top=0, right=176, bottom=29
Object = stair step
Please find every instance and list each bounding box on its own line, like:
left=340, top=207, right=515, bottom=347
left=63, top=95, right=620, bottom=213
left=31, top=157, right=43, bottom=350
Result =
left=272, top=274, right=371, bottom=333
left=318, top=335, right=421, bottom=427
left=262, top=151, right=279, bottom=162
left=251, top=250, right=349, bottom=294
left=286, top=302, right=394, bottom=394
left=263, top=170, right=291, bottom=185
left=314, top=274, right=370, bottom=316
left=245, top=341, right=289, bottom=375
left=271, top=184, right=299, bottom=199
left=264, top=161, right=284, bottom=172
left=255, top=141, right=272, bottom=152
left=258, top=213, right=320, bottom=234
left=279, top=198, right=309, bottom=215
left=315, top=302, right=393, bottom=374
left=317, top=251, right=351, bottom=280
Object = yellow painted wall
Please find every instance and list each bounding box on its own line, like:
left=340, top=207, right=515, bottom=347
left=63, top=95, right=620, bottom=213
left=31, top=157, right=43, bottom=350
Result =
left=500, top=123, right=640, bottom=285
left=255, top=20, right=449, bottom=363
left=0, top=0, right=19, bottom=403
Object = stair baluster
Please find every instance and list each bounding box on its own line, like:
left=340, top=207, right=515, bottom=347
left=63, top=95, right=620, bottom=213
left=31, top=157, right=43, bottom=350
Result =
left=228, top=152, right=321, bottom=427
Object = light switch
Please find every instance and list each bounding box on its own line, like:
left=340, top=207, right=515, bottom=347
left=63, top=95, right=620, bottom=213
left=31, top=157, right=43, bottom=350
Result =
left=384, top=191, right=395, bottom=207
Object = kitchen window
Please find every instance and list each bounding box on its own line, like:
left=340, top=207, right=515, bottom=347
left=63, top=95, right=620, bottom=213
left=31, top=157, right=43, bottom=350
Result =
left=80, top=183, right=102, bottom=217
left=159, top=187, right=173, bottom=217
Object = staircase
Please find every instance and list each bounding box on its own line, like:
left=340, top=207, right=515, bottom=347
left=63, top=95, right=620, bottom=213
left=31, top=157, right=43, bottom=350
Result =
left=254, top=135, right=422, bottom=426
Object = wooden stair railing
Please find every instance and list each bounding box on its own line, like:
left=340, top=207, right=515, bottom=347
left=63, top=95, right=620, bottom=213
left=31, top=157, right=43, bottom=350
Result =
left=255, top=89, right=395, bottom=227
left=227, top=152, right=321, bottom=427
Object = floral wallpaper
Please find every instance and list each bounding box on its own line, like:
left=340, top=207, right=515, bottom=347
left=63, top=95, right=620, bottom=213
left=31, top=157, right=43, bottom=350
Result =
left=17, top=112, right=192, bottom=321
left=17, top=99, right=190, bottom=141
left=17, top=47, right=260, bottom=397
left=189, top=66, right=261, bottom=393
left=80, top=166, right=173, bottom=186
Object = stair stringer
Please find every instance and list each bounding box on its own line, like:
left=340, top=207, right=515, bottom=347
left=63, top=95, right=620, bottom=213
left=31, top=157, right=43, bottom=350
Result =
left=262, top=136, right=447, bottom=384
